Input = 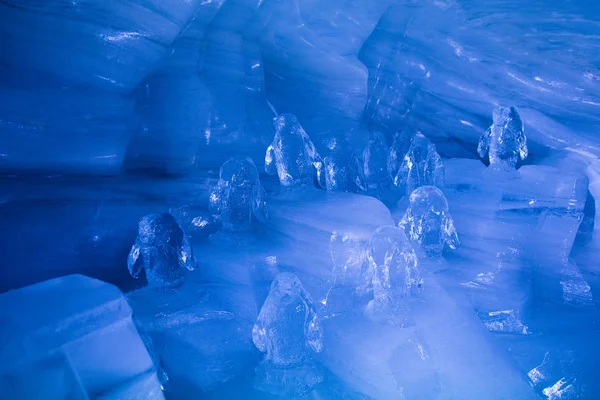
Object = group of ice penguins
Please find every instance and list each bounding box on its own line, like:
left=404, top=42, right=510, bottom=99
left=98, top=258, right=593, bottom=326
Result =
left=127, top=105, right=528, bottom=396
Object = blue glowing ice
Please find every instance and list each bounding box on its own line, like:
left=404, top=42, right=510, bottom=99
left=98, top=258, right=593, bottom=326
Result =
left=400, top=186, right=459, bottom=257
left=363, top=131, right=391, bottom=193
left=393, top=133, right=445, bottom=196
left=128, top=213, right=197, bottom=288
left=209, top=156, right=267, bottom=232
left=478, top=106, right=528, bottom=170
left=320, top=136, right=365, bottom=193
left=252, top=272, right=324, bottom=396
left=362, top=226, right=422, bottom=324
left=387, top=128, right=415, bottom=179
left=265, top=114, right=323, bottom=188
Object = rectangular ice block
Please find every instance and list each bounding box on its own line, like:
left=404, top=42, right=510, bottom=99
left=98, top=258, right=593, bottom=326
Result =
left=0, top=274, right=164, bottom=399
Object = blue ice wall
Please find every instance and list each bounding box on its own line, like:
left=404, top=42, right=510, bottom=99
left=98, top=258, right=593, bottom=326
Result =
left=1, top=0, right=600, bottom=314
left=2, top=0, right=599, bottom=177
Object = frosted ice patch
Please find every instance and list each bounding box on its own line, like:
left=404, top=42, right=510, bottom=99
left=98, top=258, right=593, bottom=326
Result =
left=481, top=309, right=529, bottom=335
left=542, top=378, right=577, bottom=400
left=462, top=271, right=496, bottom=288
left=560, top=263, right=593, bottom=307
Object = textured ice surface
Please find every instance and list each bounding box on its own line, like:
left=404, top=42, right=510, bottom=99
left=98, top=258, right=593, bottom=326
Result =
left=0, top=0, right=202, bottom=175
left=393, top=133, right=445, bottom=196
left=440, top=158, right=593, bottom=338
left=127, top=282, right=257, bottom=398
left=265, top=114, right=323, bottom=188
left=0, top=275, right=163, bottom=399
left=478, top=106, right=528, bottom=170
left=252, top=272, right=323, bottom=396
left=320, top=136, right=365, bottom=193
left=3, top=0, right=600, bottom=398
left=265, top=190, right=394, bottom=314
left=209, top=156, right=267, bottom=232
left=128, top=213, right=197, bottom=288
left=321, top=276, right=537, bottom=400
left=363, top=226, right=422, bottom=325
left=400, top=186, right=459, bottom=258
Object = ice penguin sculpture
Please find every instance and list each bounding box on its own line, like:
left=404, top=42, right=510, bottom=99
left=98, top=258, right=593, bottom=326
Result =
left=319, top=135, right=365, bottom=193
left=399, top=186, right=459, bottom=258
left=128, top=213, right=197, bottom=288
left=392, top=132, right=445, bottom=196
left=478, top=106, right=528, bottom=170
left=363, top=226, right=422, bottom=325
left=362, top=131, right=391, bottom=193
left=252, top=272, right=324, bottom=396
left=387, top=128, right=415, bottom=179
left=265, top=114, right=323, bottom=188
left=209, top=156, right=267, bottom=232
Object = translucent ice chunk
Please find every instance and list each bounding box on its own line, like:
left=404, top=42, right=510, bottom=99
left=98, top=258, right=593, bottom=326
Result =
left=209, top=156, right=268, bottom=232
left=393, top=133, right=445, bottom=196
left=320, top=136, right=365, bottom=193
left=363, top=226, right=422, bottom=324
left=265, top=114, right=323, bottom=188
left=128, top=213, right=197, bottom=288
left=362, top=131, right=391, bottom=192
left=387, top=128, right=415, bottom=179
left=478, top=106, right=528, bottom=170
left=526, top=351, right=581, bottom=400
left=400, top=186, right=459, bottom=257
left=252, top=272, right=324, bottom=396
left=0, top=275, right=163, bottom=399
left=127, top=284, right=257, bottom=397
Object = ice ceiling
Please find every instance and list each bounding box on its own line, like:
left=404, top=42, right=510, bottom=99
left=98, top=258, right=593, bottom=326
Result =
left=0, top=0, right=599, bottom=399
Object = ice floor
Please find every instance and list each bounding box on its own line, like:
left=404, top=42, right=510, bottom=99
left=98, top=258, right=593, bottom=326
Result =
left=1, top=161, right=599, bottom=399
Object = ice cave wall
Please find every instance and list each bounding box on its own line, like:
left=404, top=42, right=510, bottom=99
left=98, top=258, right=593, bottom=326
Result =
left=2, top=0, right=599, bottom=175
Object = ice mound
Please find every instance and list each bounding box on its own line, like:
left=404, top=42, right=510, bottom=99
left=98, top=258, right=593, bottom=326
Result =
left=320, top=276, right=537, bottom=400
left=0, top=274, right=163, bottom=399
left=441, top=158, right=591, bottom=335
left=127, top=282, right=258, bottom=398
